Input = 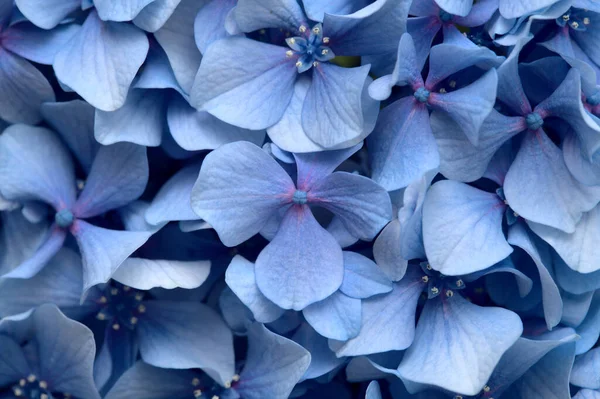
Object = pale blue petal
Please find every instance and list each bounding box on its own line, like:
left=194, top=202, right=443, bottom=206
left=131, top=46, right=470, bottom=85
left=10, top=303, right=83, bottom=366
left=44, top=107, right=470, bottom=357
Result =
left=303, top=291, right=361, bottom=340
left=367, top=97, right=439, bottom=191
left=496, top=39, right=532, bottom=115
left=54, top=11, right=149, bottom=111
left=422, top=180, right=512, bottom=275
left=563, top=133, right=600, bottom=186
left=574, top=389, right=600, bottom=399
left=137, top=301, right=234, bottom=385
left=366, top=381, right=382, bottom=399
left=190, top=141, right=295, bottom=247
left=237, top=323, right=310, bottom=399
left=499, top=0, right=559, bottom=19
left=435, top=0, right=473, bottom=16
left=0, top=50, right=54, bottom=124
left=133, top=0, right=181, bottom=32
left=294, top=142, right=362, bottom=190
left=233, top=0, right=307, bottom=32
left=113, top=257, right=210, bottom=290
left=572, top=348, right=600, bottom=389
left=72, top=220, right=153, bottom=292
left=397, top=294, right=523, bottom=396
left=168, top=95, right=264, bottom=151
left=562, top=290, right=594, bottom=327
left=191, top=37, right=297, bottom=130
left=0, top=335, right=30, bottom=385
left=74, top=143, right=148, bottom=218
left=255, top=205, right=343, bottom=310
left=0, top=124, right=75, bottom=209
left=372, top=219, right=408, bottom=281
left=14, top=0, right=79, bottom=29
left=304, top=0, right=371, bottom=21
left=576, top=292, right=600, bottom=354
left=225, top=255, right=285, bottom=323
left=94, top=0, right=157, bottom=21
left=292, top=323, right=345, bottom=380
left=194, top=0, right=236, bottom=53
left=554, top=252, right=600, bottom=295
left=340, top=251, right=392, bottom=299
left=2, top=23, right=79, bottom=65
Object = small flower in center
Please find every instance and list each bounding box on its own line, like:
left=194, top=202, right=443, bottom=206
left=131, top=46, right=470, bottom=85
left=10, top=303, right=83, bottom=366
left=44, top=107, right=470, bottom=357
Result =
left=286, top=24, right=335, bottom=73
left=439, top=10, right=453, bottom=23
left=55, top=209, right=74, bottom=228
left=293, top=190, right=308, bottom=205
left=414, top=87, right=431, bottom=103
left=525, top=112, right=544, bottom=131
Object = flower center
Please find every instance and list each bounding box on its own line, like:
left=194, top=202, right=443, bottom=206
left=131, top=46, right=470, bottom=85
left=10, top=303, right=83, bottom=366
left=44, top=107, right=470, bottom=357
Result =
left=11, top=375, right=58, bottom=399
left=556, top=8, right=590, bottom=31
left=420, top=262, right=466, bottom=299
left=189, top=373, right=240, bottom=398
left=54, top=209, right=74, bottom=228
left=286, top=23, right=335, bottom=73
left=95, top=283, right=146, bottom=330
left=525, top=112, right=544, bottom=130
left=414, top=87, right=431, bottom=103
left=439, top=10, right=453, bottom=23
left=292, top=190, right=308, bottom=205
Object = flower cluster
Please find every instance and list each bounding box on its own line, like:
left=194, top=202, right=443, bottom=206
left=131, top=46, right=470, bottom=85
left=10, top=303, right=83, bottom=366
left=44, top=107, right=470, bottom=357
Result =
left=0, top=0, right=599, bottom=398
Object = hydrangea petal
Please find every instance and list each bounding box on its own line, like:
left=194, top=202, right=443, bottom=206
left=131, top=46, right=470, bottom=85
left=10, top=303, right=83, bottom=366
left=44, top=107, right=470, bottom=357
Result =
left=136, top=301, right=234, bottom=385
left=563, top=133, right=600, bottom=186
left=0, top=124, right=75, bottom=209
left=303, top=291, right=361, bottom=340
left=0, top=210, right=48, bottom=277
left=293, top=143, right=362, bottom=190
left=168, top=95, right=264, bottom=151
left=304, top=0, right=371, bottom=21
left=3, top=23, right=79, bottom=65
left=53, top=11, right=149, bottom=111
left=72, top=220, right=153, bottom=292
left=292, top=323, right=345, bottom=380
left=194, top=0, right=236, bottom=53
left=366, top=381, right=382, bottom=399
left=373, top=219, right=408, bottom=282
left=368, top=97, right=438, bottom=191
left=236, top=323, right=310, bottom=399
left=191, top=37, right=297, bottom=130
left=225, top=255, right=285, bottom=323
left=499, top=0, right=559, bottom=19
left=422, top=180, right=512, bottom=275
left=435, top=0, right=473, bottom=16
left=133, top=0, right=181, bottom=32
left=554, top=252, right=600, bottom=295
left=233, top=0, right=307, bottom=33
left=190, top=141, right=295, bottom=247
left=572, top=348, right=600, bottom=389
left=496, top=40, right=532, bottom=115
left=255, top=205, right=343, bottom=310
left=94, top=0, right=157, bottom=22
left=504, top=130, right=600, bottom=233
left=574, top=390, right=600, bottom=399
left=113, top=258, right=210, bottom=290
left=0, top=335, right=30, bottom=385
left=74, top=143, right=148, bottom=218
left=14, top=0, right=79, bottom=29
left=308, top=172, right=392, bottom=241
left=340, top=252, right=392, bottom=299
left=331, top=267, right=424, bottom=357
left=397, top=294, right=523, bottom=396
left=94, top=90, right=165, bottom=147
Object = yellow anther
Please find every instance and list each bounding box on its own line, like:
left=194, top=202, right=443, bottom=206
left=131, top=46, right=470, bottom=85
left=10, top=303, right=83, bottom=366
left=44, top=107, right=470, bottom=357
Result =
left=224, top=380, right=232, bottom=388
left=130, top=317, right=138, bottom=325
left=431, top=287, right=439, bottom=295
left=562, top=14, right=570, bottom=21
left=27, top=374, right=36, bottom=382
left=449, top=80, right=457, bottom=88
left=138, top=304, right=146, bottom=313
left=426, top=263, right=432, bottom=270
left=232, top=374, right=240, bottom=382
left=19, top=379, right=26, bottom=386
left=123, top=286, right=131, bottom=292
left=446, top=290, right=454, bottom=297
left=13, top=387, right=23, bottom=396
left=321, top=49, right=329, bottom=55
left=289, top=38, right=295, bottom=44
left=41, top=394, right=49, bottom=399
left=572, top=21, right=580, bottom=28
left=312, top=26, right=320, bottom=34
left=456, top=279, right=464, bottom=287
left=483, top=385, right=491, bottom=392
left=439, top=88, right=447, bottom=93
left=111, top=288, right=119, bottom=295
left=296, top=61, right=303, bottom=67
left=191, top=377, right=200, bottom=386
left=286, top=50, right=293, bottom=57
left=299, top=25, right=307, bottom=33
left=112, top=323, right=120, bottom=330
left=584, top=17, right=591, bottom=25
left=99, top=296, right=107, bottom=304
left=193, top=389, right=202, bottom=398
left=135, top=293, right=143, bottom=301
left=421, top=276, right=429, bottom=283
left=313, top=61, right=319, bottom=67
left=96, top=313, right=106, bottom=321
left=39, top=380, right=48, bottom=389
left=323, top=37, right=330, bottom=43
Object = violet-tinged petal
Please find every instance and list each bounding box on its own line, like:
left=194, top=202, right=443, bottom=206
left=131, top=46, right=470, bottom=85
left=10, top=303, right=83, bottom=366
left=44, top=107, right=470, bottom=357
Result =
left=255, top=205, right=343, bottom=310
left=436, top=0, right=473, bottom=16
left=397, top=294, right=523, bottom=396
left=340, top=252, right=393, bottom=299
left=0, top=124, right=76, bottom=209
left=14, top=0, right=79, bottom=29
left=308, top=172, right=392, bottom=241
left=191, top=37, right=297, bottom=130
left=563, top=133, right=600, bottom=186
left=74, top=143, right=148, bottom=218
left=168, top=95, right=264, bottom=151
left=132, top=0, right=181, bottom=32
left=194, top=0, right=236, bottom=53
left=367, top=97, right=438, bottom=191
left=302, top=64, right=372, bottom=148
left=423, top=180, right=512, bottom=275
left=504, top=130, right=600, bottom=233
left=53, top=11, right=149, bottom=111
left=145, top=163, right=201, bottom=225
left=137, top=301, right=234, bottom=385
left=406, top=17, right=442, bottom=73
left=237, top=323, right=310, bottom=399
left=154, top=0, right=204, bottom=93
left=303, top=291, right=362, bottom=340
left=293, top=143, right=362, bottom=190
left=0, top=49, right=55, bottom=124
left=72, top=220, right=153, bottom=292
left=113, top=258, right=210, bottom=290
left=190, top=141, right=295, bottom=247
left=331, top=267, right=425, bottom=357
left=428, top=68, right=498, bottom=146
left=41, top=100, right=98, bottom=173
left=3, top=23, right=79, bottom=65
left=233, top=0, right=307, bottom=33
left=225, top=255, right=285, bottom=323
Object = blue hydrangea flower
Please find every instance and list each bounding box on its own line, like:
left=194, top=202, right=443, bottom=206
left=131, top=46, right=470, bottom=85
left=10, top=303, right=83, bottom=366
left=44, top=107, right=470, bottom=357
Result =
left=0, top=124, right=152, bottom=292
left=190, top=0, right=410, bottom=150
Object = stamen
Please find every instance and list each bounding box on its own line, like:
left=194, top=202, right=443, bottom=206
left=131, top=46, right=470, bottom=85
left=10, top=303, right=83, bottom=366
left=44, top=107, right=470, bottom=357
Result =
left=562, top=14, right=570, bottom=21
left=138, top=304, right=146, bottom=313
left=422, top=276, right=429, bottom=283
left=224, top=381, right=232, bottom=388
left=19, top=379, right=25, bottom=387
left=112, top=323, right=120, bottom=330
left=296, top=61, right=303, bottom=68
left=313, top=61, right=319, bottom=67
left=426, top=263, right=432, bottom=270
left=321, top=49, right=329, bottom=55
left=232, top=374, right=240, bottom=382
left=312, top=26, right=320, bottom=34
left=27, top=375, right=36, bottom=383
left=192, top=378, right=200, bottom=386
left=194, top=390, right=202, bottom=398
left=123, top=286, right=131, bottom=292
left=431, top=287, right=439, bottom=295
left=99, top=296, right=107, bottom=304
left=449, top=80, right=456, bottom=88
left=483, top=385, right=491, bottom=392
left=584, top=17, right=590, bottom=25
left=130, top=317, right=138, bottom=325
left=323, top=37, right=330, bottom=43
left=439, top=88, right=447, bottom=93
left=286, top=50, right=293, bottom=58
left=289, top=38, right=295, bottom=44
left=39, top=381, right=48, bottom=389
left=135, top=293, right=143, bottom=301
left=446, top=290, right=454, bottom=297
left=571, top=21, right=579, bottom=28
left=111, top=288, right=119, bottom=295
left=13, top=388, right=23, bottom=396
left=299, top=25, right=307, bottom=33
left=456, top=279, right=464, bottom=287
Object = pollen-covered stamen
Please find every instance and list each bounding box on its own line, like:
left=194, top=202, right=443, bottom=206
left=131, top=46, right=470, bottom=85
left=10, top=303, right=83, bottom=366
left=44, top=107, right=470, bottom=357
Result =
left=54, top=209, right=74, bottom=228
left=414, top=87, right=431, bottom=103
left=525, top=112, right=544, bottom=130
left=556, top=8, right=590, bottom=31
left=419, top=261, right=467, bottom=299
left=12, top=376, right=56, bottom=399
left=286, top=23, right=335, bottom=73
left=94, top=282, right=146, bottom=330
left=187, top=374, right=235, bottom=399
left=292, top=190, right=308, bottom=205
